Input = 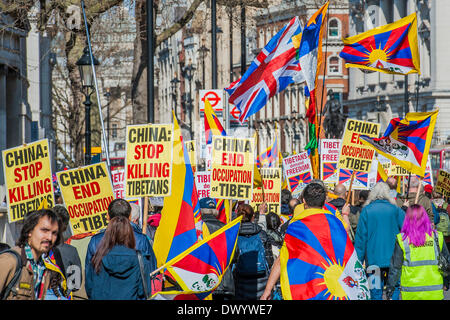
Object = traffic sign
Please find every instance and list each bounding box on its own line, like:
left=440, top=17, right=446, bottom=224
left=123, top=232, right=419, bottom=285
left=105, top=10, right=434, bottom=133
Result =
left=199, top=89, right=223, bottom=112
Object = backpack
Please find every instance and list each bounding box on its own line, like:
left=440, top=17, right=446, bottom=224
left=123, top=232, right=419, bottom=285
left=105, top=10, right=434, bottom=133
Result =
left=236, top=234, right=269, bottom=276
left=436, top=210, right=450, bottom=237
left=0, top=249, right=23, bottom=300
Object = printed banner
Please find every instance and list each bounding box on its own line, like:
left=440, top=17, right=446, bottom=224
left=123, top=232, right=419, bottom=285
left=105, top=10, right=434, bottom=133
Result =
left=338, top=119, right=380, bottom=173
left=435, top=170, right=450, bottom=197
left=2, top=139, right=54, bottom=223
left=210, top=136, right=254, bottom=200
left=338, top=169, right=369, bottom=190
left=125, top=124, right=174, bottom=198
left=283, top=151, right=313, bottom=197
left=320, top=139, right=341, bottom=184
left=250, top=167, right=282, bottom=215
left=111, top=169, right=126, bottom=199
left=195, top=171, right=211, bottom=199
left=57, top=162, right=114, bottom=235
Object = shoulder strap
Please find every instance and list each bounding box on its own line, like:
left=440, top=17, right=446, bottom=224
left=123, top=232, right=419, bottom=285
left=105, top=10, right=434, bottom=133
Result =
left=0, top=250, right=23, bottom=300
left=136, top=250, right=149, bottom=299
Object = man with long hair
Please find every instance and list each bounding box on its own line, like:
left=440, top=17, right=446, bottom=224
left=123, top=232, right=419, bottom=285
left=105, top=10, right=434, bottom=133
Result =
left=0, top=209, right=61, bottom=300
left=386, top=204, right=450, bottom=300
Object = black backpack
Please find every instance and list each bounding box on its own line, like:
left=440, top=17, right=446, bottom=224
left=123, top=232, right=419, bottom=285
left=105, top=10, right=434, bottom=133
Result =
left=0, top=249, right=23, bottom=300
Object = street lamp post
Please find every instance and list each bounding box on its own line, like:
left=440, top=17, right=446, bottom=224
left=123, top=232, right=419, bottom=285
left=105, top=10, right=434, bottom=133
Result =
left=76, top=45, right=99, bottom=165
left=197, top=44, right=209, bottom=88
left=170, top=73, right=180, bottom=118
left=183, top=60, right=195, bottom=139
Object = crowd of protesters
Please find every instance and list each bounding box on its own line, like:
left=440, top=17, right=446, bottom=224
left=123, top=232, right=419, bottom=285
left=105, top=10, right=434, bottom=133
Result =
left=1, top=176, right=450, bottom=300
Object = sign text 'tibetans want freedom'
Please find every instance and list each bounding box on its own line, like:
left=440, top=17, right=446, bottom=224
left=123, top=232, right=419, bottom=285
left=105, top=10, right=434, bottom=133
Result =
left=210, top=136, right=254, bottom=200
left=125, top=124, right=173, bottom=197
left=2, top=139, right=54, bottom=222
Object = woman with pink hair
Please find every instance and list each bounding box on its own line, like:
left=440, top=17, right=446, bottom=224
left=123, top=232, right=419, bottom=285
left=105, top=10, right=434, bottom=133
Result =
left=386, top=204, right=450, bottom=300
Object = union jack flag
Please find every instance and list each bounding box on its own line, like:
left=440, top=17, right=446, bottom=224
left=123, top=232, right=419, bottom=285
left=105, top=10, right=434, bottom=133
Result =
left=225, top=17, right=303, bottom=123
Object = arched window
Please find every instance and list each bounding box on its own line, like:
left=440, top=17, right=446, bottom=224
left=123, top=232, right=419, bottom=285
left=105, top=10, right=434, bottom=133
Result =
left=328, top=18, right=340, bottom=38
left=328, top=56, right=341, bottom=74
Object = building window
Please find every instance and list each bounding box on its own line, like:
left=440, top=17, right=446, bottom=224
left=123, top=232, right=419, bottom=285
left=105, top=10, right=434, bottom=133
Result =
left=328, top=56, right=341, bottom=74
left=112, top=123, right=118, bottom=139
left=328, top=18, right=340, bottom=38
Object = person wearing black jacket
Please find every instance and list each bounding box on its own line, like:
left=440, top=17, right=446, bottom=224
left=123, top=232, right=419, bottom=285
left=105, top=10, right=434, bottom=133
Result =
left=199, top=197, right=235, bottom=300
left=234, top=204, right=271, bottom=300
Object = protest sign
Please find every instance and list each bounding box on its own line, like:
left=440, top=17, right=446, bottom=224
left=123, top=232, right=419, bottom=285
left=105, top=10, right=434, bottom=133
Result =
left=125, top=124, right=173, bottom=198
left=338, top=119, right=380, bottom=173
left=390, top=161, right=410, bottom=176
left=320, top=139, right=341, bottom=184
left=338, top=169, right=369, bottom=190
left=57, top=162, right=114, bottom=235
left=210, top=136, right=254, bottom=200
left=282, top=151, right=313, bottom=198
left=250, top=167, right=282, bottom=215
left=111, top=169, right=125, bottom=199
left=435, top=169, right=450, bottom=197
left=195, top=171, right=211, bottom=199
left=2, top=139, right=54, bottom=223
left=184, top=140, right=197, bottom=175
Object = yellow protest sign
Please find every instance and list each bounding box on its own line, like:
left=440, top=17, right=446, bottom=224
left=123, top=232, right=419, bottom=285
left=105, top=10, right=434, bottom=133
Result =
left=210, top=136, right=254, bottom=200
left=435, top=170, right=450, bottom=197
left=390, top=161, right=410, bottom=176
left=338, top=119, right=380, bottom=173
left=57, top=162, right=114, bottom=235
left=125, top=124, right=174, bottom=198
left=2, top=139, right=54, bottom=223
left=250, top=167, right=282, bottom=215
left=184, top=140, right=197, bottom=175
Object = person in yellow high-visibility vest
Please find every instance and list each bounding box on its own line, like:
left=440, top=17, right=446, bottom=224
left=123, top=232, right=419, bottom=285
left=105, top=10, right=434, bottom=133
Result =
left=386, top=204, right=450, bottom=300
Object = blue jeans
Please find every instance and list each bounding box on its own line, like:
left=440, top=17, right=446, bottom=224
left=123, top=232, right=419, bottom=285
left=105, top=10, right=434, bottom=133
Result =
left=368, top=267, right=400, bottom=300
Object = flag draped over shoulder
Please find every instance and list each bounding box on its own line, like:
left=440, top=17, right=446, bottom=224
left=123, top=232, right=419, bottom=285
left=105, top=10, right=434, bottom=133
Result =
left=280, top=208, right=370, bottom=300
left=339, top=13, right=420, bottom=75
left=292, top=2, right=329, bottom=179
left=225, top=17, right=303, bottom=123
left=359, top=110, right=438, bottom=177
left=153, top=113, right=201, bottom=267
left=204, top=98, right=226, bottom=145
left=151, top=217, right=242, bottom=300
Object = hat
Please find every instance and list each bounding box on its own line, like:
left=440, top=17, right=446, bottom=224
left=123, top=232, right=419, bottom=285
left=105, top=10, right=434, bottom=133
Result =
left=424, top=184, right=433, bottom=193
left=199, top=197, right=216, bottom=209
left=147, top=213, right=161, bottom=227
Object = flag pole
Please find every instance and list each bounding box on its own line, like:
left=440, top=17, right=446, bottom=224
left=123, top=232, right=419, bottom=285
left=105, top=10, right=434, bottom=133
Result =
left=345, top=171, right=356, bottom=205
left=80, top=0, right=111, bottom=171
left=316, top=1, right=330, bottom=179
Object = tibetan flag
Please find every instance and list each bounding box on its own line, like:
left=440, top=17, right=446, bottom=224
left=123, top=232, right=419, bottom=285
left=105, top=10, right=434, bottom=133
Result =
left=153, top=113, right=200, bottom=267
left=204, top=98, right=226, bottom=145
left=339, top=13, right=420, bottom=75
left=377, top=161, right=388, bottom=182
left=339, top=169, right=368, bottom=186
left=292, top=1, right=329, bottom=116
left=280, top=208, right=370, bottom=300
left=323, top=163, right=338, bottom=181
left=151, top=217, right=242, bottom=299
left=288, top=171, right=312, bottom=192
left=258, top=131, right=279, bottom=168
left=360, top=110, right=438, bottom=177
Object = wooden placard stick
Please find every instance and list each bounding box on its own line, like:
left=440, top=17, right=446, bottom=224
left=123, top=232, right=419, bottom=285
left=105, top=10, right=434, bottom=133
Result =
left=414, top=177, right=423, bottom=204
left=142, top=196, right=149, bottom=234
left=345, top=171, right=356, bottom=205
